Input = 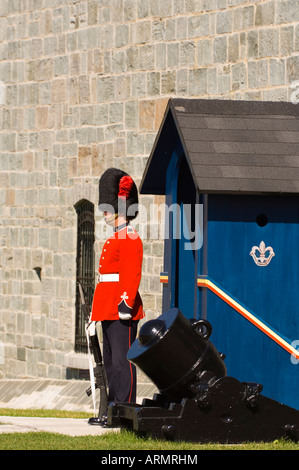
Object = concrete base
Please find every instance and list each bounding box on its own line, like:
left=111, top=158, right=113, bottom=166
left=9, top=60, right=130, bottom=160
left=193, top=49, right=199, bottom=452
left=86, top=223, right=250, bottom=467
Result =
left=0, top=415, right=121, bottom=436
left=0, top=379, right=158, bottom=413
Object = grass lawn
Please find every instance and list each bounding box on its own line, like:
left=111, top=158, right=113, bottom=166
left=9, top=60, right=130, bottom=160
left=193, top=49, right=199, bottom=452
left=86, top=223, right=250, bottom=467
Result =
left=0, top=408, right=298, bottom=450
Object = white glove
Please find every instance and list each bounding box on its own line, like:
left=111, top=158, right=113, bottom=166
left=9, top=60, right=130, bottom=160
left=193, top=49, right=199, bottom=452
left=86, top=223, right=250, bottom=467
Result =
left=118, top=312, right=132, bottom=320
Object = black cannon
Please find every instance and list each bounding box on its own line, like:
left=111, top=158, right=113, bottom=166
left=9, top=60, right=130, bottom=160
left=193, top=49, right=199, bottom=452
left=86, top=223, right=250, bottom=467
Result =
left=107, top=308, right=299, bottom=443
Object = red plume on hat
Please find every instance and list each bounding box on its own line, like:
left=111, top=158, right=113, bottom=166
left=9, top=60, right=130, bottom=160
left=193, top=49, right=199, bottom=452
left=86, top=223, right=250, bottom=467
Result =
left=118, top=175, right=134, bottom=200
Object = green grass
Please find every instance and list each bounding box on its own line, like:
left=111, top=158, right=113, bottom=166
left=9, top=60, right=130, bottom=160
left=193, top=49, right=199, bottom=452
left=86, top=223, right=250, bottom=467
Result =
left=0, top=407, right=89, bottom=419
left=0, top=408, right=298, bottom=450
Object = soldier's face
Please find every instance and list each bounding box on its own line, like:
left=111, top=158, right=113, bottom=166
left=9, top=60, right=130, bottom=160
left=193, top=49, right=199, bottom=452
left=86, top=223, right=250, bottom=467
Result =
left=103, top=211, right=117, bottom=226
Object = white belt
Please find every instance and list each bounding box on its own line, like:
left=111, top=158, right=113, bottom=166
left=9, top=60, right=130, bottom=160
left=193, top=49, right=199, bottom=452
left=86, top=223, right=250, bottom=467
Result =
left=97, top=273, right=119, bottom=283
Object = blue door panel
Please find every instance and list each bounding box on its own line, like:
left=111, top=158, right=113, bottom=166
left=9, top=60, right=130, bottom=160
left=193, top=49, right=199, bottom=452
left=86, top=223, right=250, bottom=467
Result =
left=206, top=194, right=299, bottom=409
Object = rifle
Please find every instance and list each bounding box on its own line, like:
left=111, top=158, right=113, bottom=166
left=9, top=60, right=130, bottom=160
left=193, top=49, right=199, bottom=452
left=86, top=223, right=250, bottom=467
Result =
left=78, top=282, right=108, bottom=425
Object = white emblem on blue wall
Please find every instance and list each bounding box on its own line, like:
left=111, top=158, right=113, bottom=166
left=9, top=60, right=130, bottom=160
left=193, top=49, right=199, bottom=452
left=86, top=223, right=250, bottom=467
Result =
left=250, top=241, right=275, bottom=267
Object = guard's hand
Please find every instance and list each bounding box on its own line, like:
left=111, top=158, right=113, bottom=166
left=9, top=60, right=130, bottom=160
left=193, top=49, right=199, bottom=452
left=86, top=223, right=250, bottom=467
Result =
left=118, top=298, right=132, bottom=320
left=87, top=321, right=96, bottom=335
left=118, top=312, right=132, bottom=320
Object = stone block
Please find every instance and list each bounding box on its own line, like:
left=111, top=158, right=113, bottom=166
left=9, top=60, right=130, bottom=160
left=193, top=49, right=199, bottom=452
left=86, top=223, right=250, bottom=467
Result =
left=247, top=30, right=258, bottom=58
left=232, top=62, right=247, bottom=90
left=270, top=58, right=285, bottom=85
left=97, top=76, right=115, bottom=102
left=112, top=49, right=126, bottom=73
left=217, top=65, right=231, bottom=94
left=255, top=1, right=275, bottom=26
left=131, top=73, right=147, bottom=98
left=161, top=70, right=176, bottom=94
left=188, top=14, right=209, bottom=38
left=233, top=5, right=254, bottom=31
left=152, top=20, right=165, bottom=42
left=189, top=68, right=207, bottom=95
left=156, top=43, right=166, bottom=69
left=276, top=0, right=299, bottom=24
left=287, top=55, right=299, bottom=84
left=131, top=20, right=151, bottom=44
left=176, top=68, right=188, bottom=95
left=259, top=28, right=279, bottom=58
left=115, top=23, right=129, bottom=48
left=180, top=41, right=195, bottom=67
left=217, top=10, right=233, bottom=34
left=213, top=36, right=227, bottom=63
left=54, top=55, right=69, bottom=76
left=88, top=1, right=98, bottom=25
left=115, top=75, right=130, bottom=102
left=228, top=34, right=239, bottom=62
left=167, top=42, right=179, bottom=68
left=52, top=78, right=66, bottom=103
left=27, top=59, right=53, bottom=82
left=248, top=59, right=268, bottom=88
left=177, top=17, right=188, bottom=39
left=140, top=44, right=155, bottom=70
left=196, top=38, right=213, bottom=66
left=281, top=26, right=294, bottom=56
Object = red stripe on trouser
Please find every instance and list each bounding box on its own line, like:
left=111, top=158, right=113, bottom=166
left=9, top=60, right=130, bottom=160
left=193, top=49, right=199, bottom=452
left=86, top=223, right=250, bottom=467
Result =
left=128, top=321, right=133, bottom=403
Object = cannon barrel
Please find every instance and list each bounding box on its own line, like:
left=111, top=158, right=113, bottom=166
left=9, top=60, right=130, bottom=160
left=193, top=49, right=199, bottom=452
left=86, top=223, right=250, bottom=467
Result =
left=127, top=308, right=226, bottom=402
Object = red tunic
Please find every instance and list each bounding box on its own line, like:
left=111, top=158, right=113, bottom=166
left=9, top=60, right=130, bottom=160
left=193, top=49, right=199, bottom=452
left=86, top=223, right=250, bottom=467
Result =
left=91, top=225, right=144, bottom=321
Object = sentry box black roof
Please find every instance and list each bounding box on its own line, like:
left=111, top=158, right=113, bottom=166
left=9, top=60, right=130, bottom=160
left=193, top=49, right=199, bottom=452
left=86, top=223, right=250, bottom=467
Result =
left=140, top=98, right=299, bottom=195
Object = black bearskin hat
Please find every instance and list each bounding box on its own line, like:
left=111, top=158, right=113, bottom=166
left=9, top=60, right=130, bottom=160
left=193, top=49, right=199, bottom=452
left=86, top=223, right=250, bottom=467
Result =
left=98, top=168, right=138, bottom=220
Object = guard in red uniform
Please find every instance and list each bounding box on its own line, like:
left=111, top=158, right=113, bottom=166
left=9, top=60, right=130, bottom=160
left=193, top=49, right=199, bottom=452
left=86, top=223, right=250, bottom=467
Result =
left=91, top=168, right=144, bottom=418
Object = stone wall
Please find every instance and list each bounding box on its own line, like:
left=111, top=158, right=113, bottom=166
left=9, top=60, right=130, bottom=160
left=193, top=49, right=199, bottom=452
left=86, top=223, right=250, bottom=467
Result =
left=0, top=0, right=299, bottom=379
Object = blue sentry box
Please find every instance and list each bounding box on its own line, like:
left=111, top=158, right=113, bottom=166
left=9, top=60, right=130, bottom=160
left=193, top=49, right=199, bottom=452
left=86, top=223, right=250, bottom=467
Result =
left=140, top=98, right=299, bottom=410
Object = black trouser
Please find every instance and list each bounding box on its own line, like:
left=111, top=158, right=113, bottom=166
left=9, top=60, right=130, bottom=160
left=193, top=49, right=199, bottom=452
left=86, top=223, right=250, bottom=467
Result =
left=101, top=319, right=139, bottom=405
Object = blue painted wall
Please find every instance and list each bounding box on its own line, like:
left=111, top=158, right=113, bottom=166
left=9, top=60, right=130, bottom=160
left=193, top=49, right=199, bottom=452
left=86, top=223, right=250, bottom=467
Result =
left=206, top=194, right=299, bottom=409
left=162, top=155, right=299, bottom=409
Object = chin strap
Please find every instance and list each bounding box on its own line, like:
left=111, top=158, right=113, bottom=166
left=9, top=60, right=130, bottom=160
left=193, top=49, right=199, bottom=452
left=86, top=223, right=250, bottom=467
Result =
left=105, top=213, right=118, bottom=224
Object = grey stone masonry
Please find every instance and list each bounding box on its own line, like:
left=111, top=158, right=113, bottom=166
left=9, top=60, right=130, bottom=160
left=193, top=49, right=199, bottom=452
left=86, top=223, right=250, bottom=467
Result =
left=0, top=0, right=299, bottom=381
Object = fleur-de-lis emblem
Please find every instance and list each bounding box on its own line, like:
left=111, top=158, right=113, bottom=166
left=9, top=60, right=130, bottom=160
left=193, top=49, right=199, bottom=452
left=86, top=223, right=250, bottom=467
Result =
left=250, top=241, right=275, bottom=267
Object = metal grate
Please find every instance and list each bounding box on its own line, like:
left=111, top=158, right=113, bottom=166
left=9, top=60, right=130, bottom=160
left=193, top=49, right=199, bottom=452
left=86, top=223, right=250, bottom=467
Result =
left=75, top=200, right=95, bottom=353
